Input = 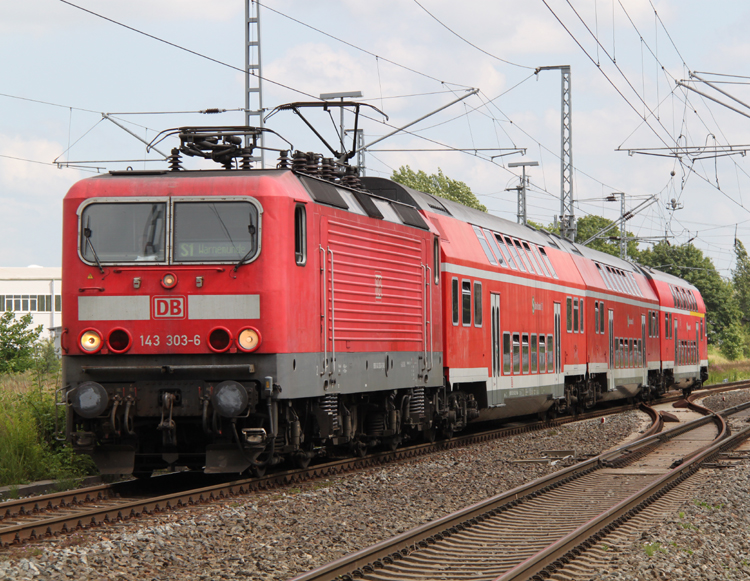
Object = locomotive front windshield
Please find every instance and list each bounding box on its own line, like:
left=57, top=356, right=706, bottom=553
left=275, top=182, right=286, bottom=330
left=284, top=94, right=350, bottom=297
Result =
left=80, top=202, right=166, bottom=262
left=173, top=201, right=259, bottom=262
left=79, top=200, right=260, bottom=264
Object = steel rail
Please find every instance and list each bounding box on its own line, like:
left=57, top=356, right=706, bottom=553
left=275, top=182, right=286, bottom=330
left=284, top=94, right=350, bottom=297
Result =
left=0, top=381, right=741, bottom=547
left=288, top=401, right=735, bottom=581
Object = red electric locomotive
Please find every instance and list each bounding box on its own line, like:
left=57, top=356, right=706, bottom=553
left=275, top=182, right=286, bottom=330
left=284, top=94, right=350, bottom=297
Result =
left=61, top=123, right=707, bottom=476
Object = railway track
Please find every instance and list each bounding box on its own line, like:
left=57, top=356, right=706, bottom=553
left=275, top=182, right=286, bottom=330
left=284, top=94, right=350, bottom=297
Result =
left=288, top=394, right=750, bottom=581
left=0, top=381, right=744, bottom=549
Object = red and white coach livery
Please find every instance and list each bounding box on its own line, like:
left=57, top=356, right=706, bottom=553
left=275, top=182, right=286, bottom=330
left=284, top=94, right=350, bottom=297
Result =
left=61, top=125, right=707, bottom=476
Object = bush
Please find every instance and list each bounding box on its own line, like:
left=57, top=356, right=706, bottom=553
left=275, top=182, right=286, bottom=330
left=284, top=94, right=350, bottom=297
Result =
left=0, top=312, right=43, bottom=374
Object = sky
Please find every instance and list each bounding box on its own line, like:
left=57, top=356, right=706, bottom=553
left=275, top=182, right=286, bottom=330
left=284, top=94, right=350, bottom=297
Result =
left=3, top=0, right=750, bottom=277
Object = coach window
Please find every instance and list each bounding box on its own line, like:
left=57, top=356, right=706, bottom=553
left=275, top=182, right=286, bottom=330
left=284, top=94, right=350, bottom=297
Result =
left=474, top=281, right=483, bottom=327
left=522, top=333, right=529, bottom=373
left=566, top=297, right=573, bottom=332
left=433, top=238, right=440, bottom=284
left=664, top=313, right=669, bottom=339
left=531, top=245, right=551, bottom=277
left=462, top=281, right=472, bottom=326
left=594, top=301, right=599, bottom=335
left=599, top=301, right=605, bottom=334
left=497, top=235, right=517, bottom=269
left=505, top=237, right=526, bottom=272
left=547, top=334, right=554, bottom=372
left=503, top=332, right=511, bottom=374
left=538, top=247, right=558, bottom=278
left=580, top=299, right=584, bottom=333
left=513, top=333, right=520, bottom=373
left=484, top=228, right=506, bottom=267
left=629, top=339, right=634, bottom=367
left=531, top=334, right=538, bottom=373
left=539, top=336, right=546, bottom=371
left=573, top=298, right=579, bottom=333
left=514, top=240, right=534, bottom=273
left=294, top=205, right=306, bottom=265
left=452, top=278, right=459, bottom=325
left=472, top=226, right=497, bottom=265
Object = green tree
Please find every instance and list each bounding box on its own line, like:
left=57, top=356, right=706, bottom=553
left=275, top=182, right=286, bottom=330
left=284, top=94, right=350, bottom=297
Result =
left=392, top=165, right=487, bottom=212
left=0, top=312, right=43, bottom=374
left=543, top=215, right=640, bottom=259
left=732, top=239, right=750, bottom=324
left=639, top=242, right=739, bottom=345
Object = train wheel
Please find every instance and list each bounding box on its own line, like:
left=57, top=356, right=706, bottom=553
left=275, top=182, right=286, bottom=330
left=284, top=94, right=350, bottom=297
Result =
left=293, top=455, right=312, bottom=470
left=251, top=464, right=267, bottom=478
left=132, top=469, right=153, bottom=480
left=422, top=426, right=437, bottom=443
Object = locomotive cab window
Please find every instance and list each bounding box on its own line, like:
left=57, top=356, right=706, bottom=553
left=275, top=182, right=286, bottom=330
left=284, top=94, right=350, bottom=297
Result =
left=80, top=201, right=167, bottom=263
left=294, top=204, right=306, bottom=266
left=174, top=200, right=260, bottom=263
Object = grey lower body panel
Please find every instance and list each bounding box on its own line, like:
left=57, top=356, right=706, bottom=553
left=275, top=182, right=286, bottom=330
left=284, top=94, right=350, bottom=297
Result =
left=63, top=350, right=444, bottom=397
left=475, top=394, right=554, bottom=422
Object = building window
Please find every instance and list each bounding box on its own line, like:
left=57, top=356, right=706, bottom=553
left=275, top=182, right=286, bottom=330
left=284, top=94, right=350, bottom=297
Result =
left=513, top=333, right=520, bottom=374
left=474, top=281, right=482, bottom=327
left=294, top=205, right=306, bottom=265
left=566, top=297, right=572, bottom=332
left=531, top=334, right=538, bottom=373
left=452, top=278, right=459, bottom=325
left=503, top=332, right=511, bottom=374
left=522, top=333, right=529, bottom=373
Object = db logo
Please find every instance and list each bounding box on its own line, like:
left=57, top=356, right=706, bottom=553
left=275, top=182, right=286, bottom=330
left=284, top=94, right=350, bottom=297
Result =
left=152, top=296, right=186, bottom=319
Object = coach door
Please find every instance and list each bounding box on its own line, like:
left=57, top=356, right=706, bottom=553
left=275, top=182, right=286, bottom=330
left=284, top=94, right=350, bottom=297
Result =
left=641, top=314, right=647, bottom=384
left=554, top=303, right=561, bottom=373
left=608, top=309, right=615, bottom=391
left=490, top=293, right=501, bottom=403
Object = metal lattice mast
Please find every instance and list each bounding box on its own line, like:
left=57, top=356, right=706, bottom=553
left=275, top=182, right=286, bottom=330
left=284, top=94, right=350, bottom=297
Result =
left=536, top=66, right=575, bottom=241
left=245, top=0, right=264, bottom=167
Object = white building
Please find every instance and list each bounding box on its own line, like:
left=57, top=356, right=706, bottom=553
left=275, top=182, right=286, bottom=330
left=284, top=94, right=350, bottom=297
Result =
left=0, top=267, right=62, bottom=340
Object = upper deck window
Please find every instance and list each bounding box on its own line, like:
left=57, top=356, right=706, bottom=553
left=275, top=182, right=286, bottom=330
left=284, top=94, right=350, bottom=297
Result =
left=174, top=201, right=259, bottom=263
left=80, top=202, right=166, bottom=263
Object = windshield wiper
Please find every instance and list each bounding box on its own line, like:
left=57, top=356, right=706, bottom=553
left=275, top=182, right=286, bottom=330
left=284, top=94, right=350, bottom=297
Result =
left=83, top=219, right=105, bottom=274
left=232, top=221, right=257, bottom=273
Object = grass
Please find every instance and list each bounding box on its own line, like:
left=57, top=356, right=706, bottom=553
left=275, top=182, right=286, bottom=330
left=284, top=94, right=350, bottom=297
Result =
left=643, top=542, right=667, bottom=557
left=707, top=346, right=750, bottom=384
left=0, top=371, right=96, bottom=487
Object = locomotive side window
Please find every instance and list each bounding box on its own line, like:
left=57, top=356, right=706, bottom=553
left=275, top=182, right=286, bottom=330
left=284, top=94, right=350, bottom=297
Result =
left=474, top=281, right=483, bottom=327
left=503, top=332, right=511, bottom=374
left=80, top=202, right=166, bottom=263
left=513, top=333, right=520, bottom=373
left=539, top=336, right=546, bottom=371
left=174, top=201, right=259, bottom=263
left=462, top=280, right=471, bottom=326
left=433, top=238, right=440, bottom=284
left=531, top=334, right=538, bottom=373
left=294, top=204, right=306, bottom=266
left=452, top=278, right=459, bottom=325
left=566, top=298, right=572, bottom=332
left=522, top=333, right=529, bottom=373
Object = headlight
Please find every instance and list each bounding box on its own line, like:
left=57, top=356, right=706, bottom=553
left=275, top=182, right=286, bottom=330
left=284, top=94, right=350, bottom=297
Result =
left=237, top=327, right=261, bottom=352
left=79, top=329, right=103, bottom=353
left=70, top=382, right=109, bottom=418
left=212, top=380, right=248, bottom=417
left=161, top=272, right=178, bottom=289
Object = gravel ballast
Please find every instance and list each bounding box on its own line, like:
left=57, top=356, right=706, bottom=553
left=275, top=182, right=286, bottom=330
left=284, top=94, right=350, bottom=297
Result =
left=0, top=392, right=748, bottom=581
left=0, top=412, right=643, bottom=580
